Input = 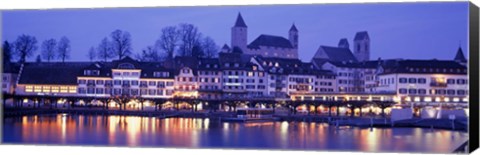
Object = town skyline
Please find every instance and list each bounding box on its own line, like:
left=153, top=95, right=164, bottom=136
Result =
left=2, top=2, right=469, bottom=62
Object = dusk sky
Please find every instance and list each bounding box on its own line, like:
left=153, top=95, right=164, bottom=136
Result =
left=2, top=2, right=469, bottom=62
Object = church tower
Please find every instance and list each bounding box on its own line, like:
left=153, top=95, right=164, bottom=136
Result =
left=353, top=31, right=370, bottom=62
left=231, top=13, right=248, bottom=53
left=289, top=24, right=299, bottom=49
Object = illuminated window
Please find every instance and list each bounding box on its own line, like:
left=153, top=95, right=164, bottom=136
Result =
left=60, top=86, right=68, bottom=93
left=69, top=87, right=77, bottom=93
left=51, top=87, right=59, bottom=93
left=34, top=86, right=42, bottom=92
left=42, top=86, right=51, bottom=93
left=248, top=72, right=254, bottom=77
left=25, top=85, right=33, bottom=92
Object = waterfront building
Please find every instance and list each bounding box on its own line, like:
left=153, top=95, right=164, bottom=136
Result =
left=2, top=63, right=20, bottom=95
left=375, top=58, right=469, bottom=109
left=231, top=13, right=299, bottom=59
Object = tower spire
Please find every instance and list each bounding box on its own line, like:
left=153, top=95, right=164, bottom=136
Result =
left=290, top=23, right=298, bottom=32
left=234, top=12, right=247, bottom=27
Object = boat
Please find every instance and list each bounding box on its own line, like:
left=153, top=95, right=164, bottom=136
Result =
left=221, top=108, right=279, bottom=122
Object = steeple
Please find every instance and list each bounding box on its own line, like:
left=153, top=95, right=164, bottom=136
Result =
left=289, top=23, right=298, bottom=32
left=338, top=38, right=349, bottom=49
left=454, top=46, right=467, bottom=63
left=234, top=13, right=247, bottom=28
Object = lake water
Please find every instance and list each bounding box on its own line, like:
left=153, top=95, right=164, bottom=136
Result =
left=2, top=114, right=468, bottom=153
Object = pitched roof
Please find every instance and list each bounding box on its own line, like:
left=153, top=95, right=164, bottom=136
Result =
left=338, top=38, right=349, bottom=48
left=19, top=62, right=90, bottom=85
left=320, top=46, right=358, bottom=62
left=454, top=47, right=467, bottom=62
left=247, top=34, right=294, bottom=49
left=290, top=24, right=298, bottom=32
left=354, top=31, right=369, bottom=41
left=222, top=44, right=230, bottom=50
left=234, top=13, right=247, bottom=27
left=380, top=59, right=467, bottom=75
left=255, top=56, right=333, bottom=75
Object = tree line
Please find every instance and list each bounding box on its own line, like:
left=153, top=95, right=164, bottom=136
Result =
left=2, top=23, right=219, bottom=64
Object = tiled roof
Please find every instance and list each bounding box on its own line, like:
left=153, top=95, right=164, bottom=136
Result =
left=247, top=34, right=294, bottom=49
left=320, top=46, right=358, bottom=62
left=256, top=56, right=333, bottom=75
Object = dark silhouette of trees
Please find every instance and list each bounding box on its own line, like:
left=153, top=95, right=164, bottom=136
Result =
left=36, top=55, right=42, bottom=63
left=57, top=36, right=71, bottom=63
left=97, top=37, right=114, bottom=62
left=177, top=23, right=202, bottom=57
left=110, top=29, right=132, bottom=60
left=14, top=34, right=38, bottom=63
left=156, top=26, right=179, bottom=61
left=87, top=46, right=96, bottom=62
left=41, top=39, right=57, bottom=62
left=136, top=46, right=161, bottom=62
left=2, top=41, right=13, bottom=65
left=201, top=37, right=218, bottom=58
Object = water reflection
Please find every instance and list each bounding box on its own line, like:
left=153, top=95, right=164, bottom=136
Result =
left=3, top=114, right=468, bottom=153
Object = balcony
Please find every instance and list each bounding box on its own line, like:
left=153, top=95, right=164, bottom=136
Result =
left=430, top=82, right=447, bottom=87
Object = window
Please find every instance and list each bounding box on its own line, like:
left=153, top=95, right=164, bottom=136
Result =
left=399, top=78, right=407, bottom=83
left=417, top=78, right=426, bottom=84
left=123, top=72, right=130, bottom=76
left=96, top=88, right=104, bottom=94
left=447, top=79, right=455, bottom=84
left=96, top=80, right=104, bottom=85
left=148, top=89, right=156, bottom=95
left=408, top=78, right=416, bottom=83
left=113, top=72, right=121, bottom=76
left=166, top=82, right=174, bottom=86
left=122, top=80, right=130, bottom=85
left=447, top=89, right=455, bottom=95
left=148, top=81, right=156, bottom=86
left=457, top=90, right=466, bottom=95
left=131, top=80, right=139, bottom=86
left=114, top=80, right=121, bottom=85
left=87, top=88, right=95, bottom=94
left=399, top=88, right=407, bottom=94
left=457, top=79, right=466, bottom=85
left=408, top=89, right=417, bottom=94
left=158, top=81, right=165, bottom=88
left=157, top=89, right=164, bottom=95
left=418, top=89, right=426, bottom=94
left=132, top=72, right=140, bottom=76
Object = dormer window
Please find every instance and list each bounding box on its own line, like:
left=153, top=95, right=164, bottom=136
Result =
left=84, top=70, right=100, bottom=76
left=234, top=63, right=239, bottom=67
left=225, top=63, right=230, bottom=67
left=253, top=66, right=257, bottom=71
left=214, top=64, right=218, bottom=68
left=275, top=62, right=279, bottom=67
left=206, top=64, right=210, bottom=68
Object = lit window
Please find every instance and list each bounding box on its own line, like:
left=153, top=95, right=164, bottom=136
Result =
left=69, top=87, right=77, bottom=93
left=51, top=87, right=59, bottom=93
left=43, top=86, right=51, bottom=93
left=25, top=85, right=33, bottom=92
left=60, top=86, right=68, bottom=93
left=34, top=86, right=42, bottom=92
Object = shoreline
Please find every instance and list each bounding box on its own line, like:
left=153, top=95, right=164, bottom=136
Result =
left=2, top=107, right=468, bottom=132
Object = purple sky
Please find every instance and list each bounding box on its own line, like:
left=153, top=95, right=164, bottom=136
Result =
left=2, top=2, right=469, bottom=62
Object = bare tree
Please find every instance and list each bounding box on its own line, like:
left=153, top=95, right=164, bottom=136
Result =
left=41, top=39, right=57, bottom=62
left=155, top=26, right=179, bottom=61
left=14, top=34, right=38, bottom=63
left=97, top=37, right=113, bottom=62
left=57, top=36, right=71, bottom=63
left=136, top=46, right=161, bottom=62
left=110, top=29, right=132, bottom=60
left=87, top=46, right=96, bottom=62
left=201, top=37, right=218, bottom=58
left=177, top=23, right=202, bottom=57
